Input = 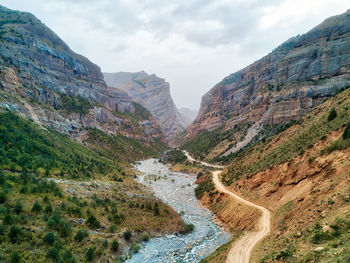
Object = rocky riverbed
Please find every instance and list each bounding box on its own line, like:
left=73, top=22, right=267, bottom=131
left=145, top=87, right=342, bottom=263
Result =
left=126, top=158, right=231, bottom=263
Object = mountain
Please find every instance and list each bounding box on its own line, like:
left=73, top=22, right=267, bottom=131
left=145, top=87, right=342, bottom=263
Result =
left=200, top=85, right=350, bottom=263
left=0, top=5, right=165, bottom=158
left=177, top=107, right=198, bottom=127
left=184, top=10, right=350, bottom=161
left=104, top=71, right=187, bottom=138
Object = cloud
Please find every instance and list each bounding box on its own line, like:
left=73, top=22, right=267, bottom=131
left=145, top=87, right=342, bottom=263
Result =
left=0, top=0, right=349, bottom=109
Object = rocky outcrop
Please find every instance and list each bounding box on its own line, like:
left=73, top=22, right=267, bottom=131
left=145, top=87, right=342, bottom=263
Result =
left=187, top=10, right=350, bottom=142
left=0, top=5, right=164, bottom=143
left=104, top=71, right=186, bottom=138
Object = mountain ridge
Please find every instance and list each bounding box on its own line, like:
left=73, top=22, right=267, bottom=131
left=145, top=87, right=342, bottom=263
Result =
left=104, top=71, right=190, bottom=138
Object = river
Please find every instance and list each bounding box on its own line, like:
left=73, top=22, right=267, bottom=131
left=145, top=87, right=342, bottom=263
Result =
left=126, top=158, right=231, bottom=263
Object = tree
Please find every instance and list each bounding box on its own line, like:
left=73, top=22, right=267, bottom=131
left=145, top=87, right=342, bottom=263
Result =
left=32, top=201, right=42, bottom=213
left=343, top=123, right=350, bottom=140
left=8, top=225, right=21, bottom=243
left=10, top=252, right=21, bottom=263
left=74, top=230, right=88, bottom=242
left=123, top=230, right=132, bottom=241
left=43, top=232, right=56, bottom=245
left=110, top=239, right=119, bottom=252
left=0, top=192, right=7, bottom=203
left=85, top=247, right=95, bottom=261
left=87, top=214, right=100, bottom=229
left=328, top=108, right=337, bottom=121
left=46, top=247, right=59, bottom=262
left=14, top=201, right=23, bottom=214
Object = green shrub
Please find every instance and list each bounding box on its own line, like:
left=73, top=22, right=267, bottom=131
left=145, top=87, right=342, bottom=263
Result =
left=3, top=214, right=13, bottom=225
left=142, top=232, right=150, bottom=242
left=14, top=201, right=22, bottom=214
left=46, top=247, right=59, bottom=262
left=32, top=201, right=42, bottom=213
left=85, top=247, right=95, bottom=261
left=123, top=230, right=132, bottom=240
left=10, top=252, right=21, bottom=263
left=343, top=124, right=350, bottom=140
left=43, top=232, right=56, bottom=245
left=328, top=108, right=337, bottom=121
left=44, top=204, right=53, bottom=214
left=0, top=192, right=7, bottom=203
left=183, top=223, right=195, bottom=234
left=8, top=225, right=21, bottom=243
left=87, top=214, right=100, bottom=229
left=74, top=230, right=88, bottom=242
left=110, top=239, right=119, bottom=251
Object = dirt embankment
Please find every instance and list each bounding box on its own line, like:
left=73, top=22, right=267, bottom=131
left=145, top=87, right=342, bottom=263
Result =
left=206, top=128, right=350, bottom=262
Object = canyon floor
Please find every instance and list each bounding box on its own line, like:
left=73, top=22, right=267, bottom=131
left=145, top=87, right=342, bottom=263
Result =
left=184, top=151, right=271, bottom=263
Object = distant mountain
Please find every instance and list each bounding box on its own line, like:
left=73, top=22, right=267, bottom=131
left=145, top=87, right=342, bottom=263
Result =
left=177, top=107, right=198, bottom=127
left=183, top=10, right=350, bottom=161
left=0, top=5, right=166, bottom=159
left=104, top=71, right=188, bottom=138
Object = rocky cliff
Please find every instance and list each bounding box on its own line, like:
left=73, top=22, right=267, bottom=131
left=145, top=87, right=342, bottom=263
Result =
left=104, top=71, right=187, bottom=139
left=186, top=10, right=350, bottom=156
left=0, top=6, right=165, bottom=146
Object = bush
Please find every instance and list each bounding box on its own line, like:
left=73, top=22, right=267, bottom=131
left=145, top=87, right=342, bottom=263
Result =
left=14, top=202, right=23, bottom=214
left=43, top=232, right=56, bottom=245
left=110, top=239, right=119, bottom=252
left=62, top=249, right=74, bottom=262
left=10, top=252, right=21, bottom=263
left=85, top=247, right=95, bottom=261
left=8, top=225, right=21, bottom=243
left=343, top=124, right=350, bottom=140
left=44, top=204, right=53, bottom=214
left=74, top=230, right=88, bottom=242
left=328, top=108, right=337, bottom=121
left=123, top=230, right=132, bottom=240
left=32, top=201, right=42, bottom=213
left=142, top=232, right=150, bottom=242
left=46, top=247, right=59, bottom=262
left=184, top=223, right=195, bottom=233
left=87, top=214, right=100, bottom=229
left=0, top=192, right=7, bottom=203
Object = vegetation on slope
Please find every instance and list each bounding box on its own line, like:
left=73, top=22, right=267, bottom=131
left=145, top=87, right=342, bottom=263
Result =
left=0, top=111, right=184, bottom=262
left=181, top=122, right=251, bottom=161
left=0, top=111, right=118, bottom=178
left=222, top=87, right=350, bottom=185
left=85, top=128, right=166, bottom=163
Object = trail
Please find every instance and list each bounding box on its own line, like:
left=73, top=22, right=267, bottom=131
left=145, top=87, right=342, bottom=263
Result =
left=183, top=151, right=271, bottom=263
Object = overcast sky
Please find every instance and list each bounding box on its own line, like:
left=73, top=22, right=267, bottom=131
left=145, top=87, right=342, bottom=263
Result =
left=1, top=0, right=349, bottom=110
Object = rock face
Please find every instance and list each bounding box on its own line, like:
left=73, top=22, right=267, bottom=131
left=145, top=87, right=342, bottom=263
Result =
left=0, top=6, right=164, bottom=143
left=104, top=71, right=186, bottom=138
left=187, top=10, right=350, bottom=142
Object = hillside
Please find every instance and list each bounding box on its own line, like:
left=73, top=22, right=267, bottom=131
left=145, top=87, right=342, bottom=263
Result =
left=0, top=5, right=165, bottom=155
left=0, top=111, right=184, bottom=262
left=183, top=10, right=350, bottom=162
left=104, top=71, right=187, bottom=138
left=199, top=86, right=350, bottom=262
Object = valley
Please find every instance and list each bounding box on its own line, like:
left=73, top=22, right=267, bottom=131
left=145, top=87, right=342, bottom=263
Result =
left=1, top=3, right=350, bottom=263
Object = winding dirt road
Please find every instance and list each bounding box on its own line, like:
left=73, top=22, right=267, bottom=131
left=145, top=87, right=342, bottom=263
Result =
left=183, top=151, right=271, bottom=263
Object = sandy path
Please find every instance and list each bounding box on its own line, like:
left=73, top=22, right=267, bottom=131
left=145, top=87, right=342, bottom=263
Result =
left=183, top=150, right=271, bottom=263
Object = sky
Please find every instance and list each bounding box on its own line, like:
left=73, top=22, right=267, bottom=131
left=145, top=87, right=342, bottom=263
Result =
left=0, top=1, right=349, bottom=110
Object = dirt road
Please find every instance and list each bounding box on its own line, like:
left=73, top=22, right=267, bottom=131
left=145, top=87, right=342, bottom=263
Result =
left=183, top=151, right=271, bottom=263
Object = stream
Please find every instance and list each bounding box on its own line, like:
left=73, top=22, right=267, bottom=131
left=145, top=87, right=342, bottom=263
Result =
left=126, top=158, right=231, bottom=263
